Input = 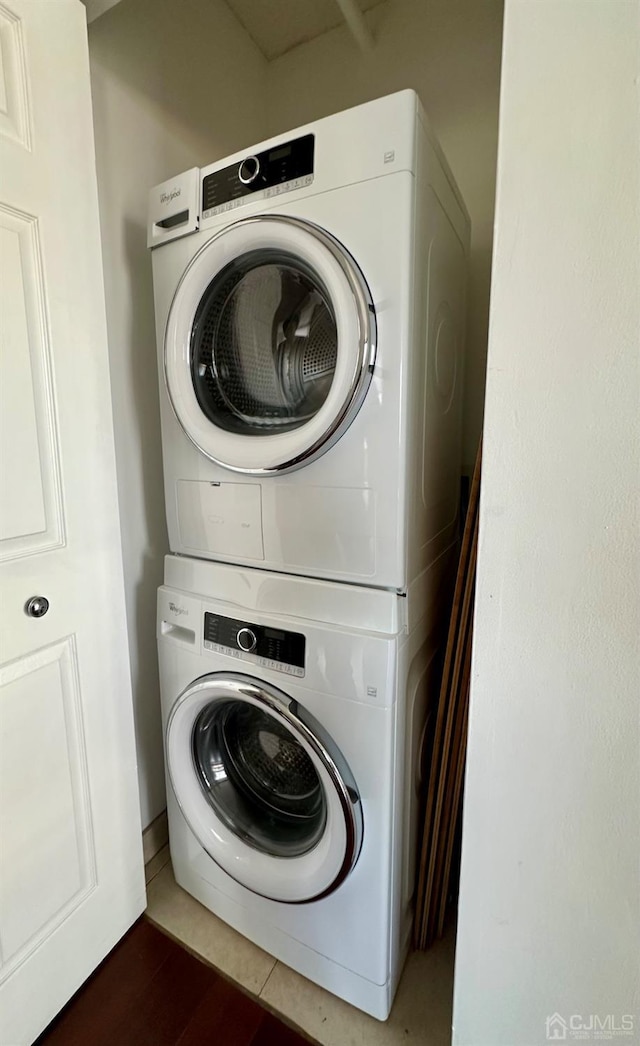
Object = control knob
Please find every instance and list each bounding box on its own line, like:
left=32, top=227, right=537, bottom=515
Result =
left=236, top=627, right=257, bottom=653
left=238, top=155, right=260, bottom=185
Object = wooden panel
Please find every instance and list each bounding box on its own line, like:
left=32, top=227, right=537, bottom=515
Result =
left=414, top=440, right=481, bottom=949
left=0, top=204, right=64, bottom=560
left=0, top=636, right=96, bottom=977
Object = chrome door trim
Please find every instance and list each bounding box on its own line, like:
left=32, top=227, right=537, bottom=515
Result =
left=166, top=671, right=364, bottom=903
left=164, top=214, right=377, bottom=475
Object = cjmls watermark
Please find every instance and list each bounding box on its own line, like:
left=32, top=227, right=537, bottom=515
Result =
left=545, top=1012, right=635, bottom=1041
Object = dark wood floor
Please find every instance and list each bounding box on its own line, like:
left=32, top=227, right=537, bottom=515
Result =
left=36, top=918, right=315, bottom=1046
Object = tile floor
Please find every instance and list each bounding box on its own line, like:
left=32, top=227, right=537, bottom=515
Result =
left=145, top=849, right=456, bottom=1046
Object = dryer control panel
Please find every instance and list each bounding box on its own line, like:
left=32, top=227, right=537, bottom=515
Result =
left=201, top=134, right=314, bottom=220
left=204, top=612, right=305, bottom=677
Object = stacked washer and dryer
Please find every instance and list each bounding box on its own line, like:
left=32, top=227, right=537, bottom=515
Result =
left=148, top=90, right=469, bottom=1020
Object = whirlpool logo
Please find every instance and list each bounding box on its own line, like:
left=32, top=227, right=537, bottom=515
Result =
left=160, top=187, right=181, bottom=205
left=168, top=601, right=188, bottom=617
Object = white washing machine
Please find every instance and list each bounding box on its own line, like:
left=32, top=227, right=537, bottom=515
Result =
left=148, top=90, right=470, bottom=594
left=157, top=553, right=446, bottom=1019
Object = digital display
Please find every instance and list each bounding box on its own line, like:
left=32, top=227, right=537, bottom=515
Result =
left=269, top=145, right=292, bottom=162
left=264, top=627, right=285, bottom=640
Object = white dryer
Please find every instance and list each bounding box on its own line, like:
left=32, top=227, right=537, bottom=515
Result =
left=157, top=554, right=443, bottom=1019
left=148, top=90, right=470, bottom=593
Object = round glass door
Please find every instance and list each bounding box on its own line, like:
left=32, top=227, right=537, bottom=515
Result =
left=192, top=699, right=327, bottom=858
left=165, top=216, right=376, bottom=474
left=191, top=252, right=337, bottom=436
left=166, top=673, right=363, bottom=903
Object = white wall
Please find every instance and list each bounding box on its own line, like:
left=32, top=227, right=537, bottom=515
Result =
left=453, top=2, right=640, bottom=1043
left=266, top=0, right=504, bottom=473
left=88, top=0, right=267, bottom=827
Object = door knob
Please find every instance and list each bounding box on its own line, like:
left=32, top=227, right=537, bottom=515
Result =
left=25, top=595, right=49, bottom=618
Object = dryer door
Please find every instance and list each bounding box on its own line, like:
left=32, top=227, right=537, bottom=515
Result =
left=166, top=673, right=363, bottom=903
left=164, top=215, right=376, bottom=474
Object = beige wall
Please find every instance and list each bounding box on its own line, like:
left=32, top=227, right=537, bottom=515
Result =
left=266, top=0, right=504, bottom=472
left=454, top=1, right=640, bottom=1041
left=88, top=0, right=267, bottom=827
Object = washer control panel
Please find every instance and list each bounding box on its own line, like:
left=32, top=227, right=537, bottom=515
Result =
left=204, top=612, right=305, bottom=677
left=201, top=134, right=314, bottom=219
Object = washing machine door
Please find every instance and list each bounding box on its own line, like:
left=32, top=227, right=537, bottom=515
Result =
left=166, top=673, right=363, bottom=903
left=164, top=215, right=376, bottom=474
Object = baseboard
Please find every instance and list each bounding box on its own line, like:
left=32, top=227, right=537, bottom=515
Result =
left=142, top=809, right=169, bottom=866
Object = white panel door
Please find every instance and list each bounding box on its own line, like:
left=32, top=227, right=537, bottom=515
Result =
left=0, top=3, right=145, bottom=1043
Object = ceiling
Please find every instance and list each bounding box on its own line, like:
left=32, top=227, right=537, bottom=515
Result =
left=82, top=0, right=123, bottom=22
left=83, top=0, right=384, bottom=59
left=223, top=0, right=383, bottom=60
